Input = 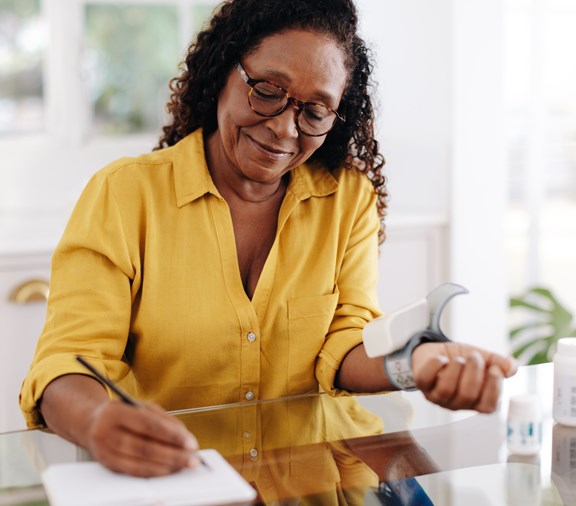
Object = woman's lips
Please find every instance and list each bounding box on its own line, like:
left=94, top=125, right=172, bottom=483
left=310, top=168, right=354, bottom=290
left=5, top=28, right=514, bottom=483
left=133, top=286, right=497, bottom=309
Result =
left=247, top=135, right=292, bottom=160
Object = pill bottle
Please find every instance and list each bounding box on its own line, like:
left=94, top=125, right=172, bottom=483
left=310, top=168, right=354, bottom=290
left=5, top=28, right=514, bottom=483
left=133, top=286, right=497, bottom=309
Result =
left=553, top=337, right=576, bottom=427
left=507, top=394, right=542, bottom=455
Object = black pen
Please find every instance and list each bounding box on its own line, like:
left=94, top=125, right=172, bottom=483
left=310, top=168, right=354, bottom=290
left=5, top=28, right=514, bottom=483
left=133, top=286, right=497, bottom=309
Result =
left=75, top=355, right=144, bottom=408
left=75, top=355, right=209, bottom=470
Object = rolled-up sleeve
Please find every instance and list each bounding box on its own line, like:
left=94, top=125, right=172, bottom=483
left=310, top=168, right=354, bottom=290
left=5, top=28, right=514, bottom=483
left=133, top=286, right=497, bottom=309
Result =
left=19, top=167, right=138, bottom=428
left=316, top=178, right=382, bottom=395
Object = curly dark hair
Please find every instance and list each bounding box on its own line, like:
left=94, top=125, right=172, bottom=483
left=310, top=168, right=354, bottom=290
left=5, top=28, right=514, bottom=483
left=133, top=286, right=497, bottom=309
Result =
left=156, top=0, right=388, bottom=242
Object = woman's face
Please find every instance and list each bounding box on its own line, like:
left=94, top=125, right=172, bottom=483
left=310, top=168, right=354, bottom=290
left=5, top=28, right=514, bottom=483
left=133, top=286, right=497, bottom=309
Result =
left=209, top=29, right=348, bottom=185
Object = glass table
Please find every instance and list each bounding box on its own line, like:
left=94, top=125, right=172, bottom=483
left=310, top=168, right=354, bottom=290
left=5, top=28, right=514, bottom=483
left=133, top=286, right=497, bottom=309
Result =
left=1, top=363, right=573, bottom=505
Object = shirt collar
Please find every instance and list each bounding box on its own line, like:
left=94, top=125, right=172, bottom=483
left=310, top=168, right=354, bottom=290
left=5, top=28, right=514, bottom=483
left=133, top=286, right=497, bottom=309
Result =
left=287, top=161, right=339, bottom=201
left=172, top=128, right=339, bottom=207
left=172, top=129, right=220, bottom=207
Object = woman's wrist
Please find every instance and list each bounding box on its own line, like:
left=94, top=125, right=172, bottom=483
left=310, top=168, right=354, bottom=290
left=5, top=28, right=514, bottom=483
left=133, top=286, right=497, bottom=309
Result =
left=384, top=331, right=451, bottom=391
left=40, top=374, right=109, bottom=448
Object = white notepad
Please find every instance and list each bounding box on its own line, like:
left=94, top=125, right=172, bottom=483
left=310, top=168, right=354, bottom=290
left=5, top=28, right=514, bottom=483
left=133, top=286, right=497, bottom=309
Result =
left=41, top=449, right=256, bottom=506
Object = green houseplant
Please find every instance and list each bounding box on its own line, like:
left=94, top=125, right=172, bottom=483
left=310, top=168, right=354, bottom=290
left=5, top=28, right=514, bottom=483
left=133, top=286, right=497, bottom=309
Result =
left=509, top=287, right=576, bottom=364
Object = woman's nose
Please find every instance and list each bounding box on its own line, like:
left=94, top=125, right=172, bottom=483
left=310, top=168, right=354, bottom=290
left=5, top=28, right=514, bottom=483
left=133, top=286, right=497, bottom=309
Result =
left=264, top=106, right=299, bottom=139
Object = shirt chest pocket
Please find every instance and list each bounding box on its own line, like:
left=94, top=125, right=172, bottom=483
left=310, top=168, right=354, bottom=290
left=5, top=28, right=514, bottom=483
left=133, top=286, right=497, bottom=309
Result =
left=287, top=292, right=339, bottom=393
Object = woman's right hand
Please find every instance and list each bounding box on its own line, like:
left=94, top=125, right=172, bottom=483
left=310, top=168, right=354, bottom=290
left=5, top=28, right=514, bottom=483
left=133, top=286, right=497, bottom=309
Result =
left=85, top=400, right=200, bottom=477
left=40, top=374, right=200, bottom=477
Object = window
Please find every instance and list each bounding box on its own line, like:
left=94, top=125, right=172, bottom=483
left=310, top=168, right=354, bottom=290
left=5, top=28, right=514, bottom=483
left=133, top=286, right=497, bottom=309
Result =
left=0, top=0, right=45, bottom=135
left=84, top=2, right=214, bottom=134
left=0, top=0, right=218, bottom=140
left=505, top=0, right=576, bottom=306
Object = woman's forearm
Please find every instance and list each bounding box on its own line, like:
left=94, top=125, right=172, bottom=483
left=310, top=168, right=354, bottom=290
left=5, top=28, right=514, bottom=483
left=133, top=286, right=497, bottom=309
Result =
left=335, top=344, right=395, bottom=393
left=39, top=374, right=110, bottom=447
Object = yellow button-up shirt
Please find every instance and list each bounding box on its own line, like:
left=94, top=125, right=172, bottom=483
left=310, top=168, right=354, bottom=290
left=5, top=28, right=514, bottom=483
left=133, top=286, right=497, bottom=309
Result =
left=20, top=129, right=382, bottom=428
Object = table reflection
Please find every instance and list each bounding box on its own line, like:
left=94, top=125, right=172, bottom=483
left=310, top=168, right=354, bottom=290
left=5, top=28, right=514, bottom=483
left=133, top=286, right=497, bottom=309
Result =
left=551, top=423, right=576, bottom=506
left=175, top=394, right=439, bottom=505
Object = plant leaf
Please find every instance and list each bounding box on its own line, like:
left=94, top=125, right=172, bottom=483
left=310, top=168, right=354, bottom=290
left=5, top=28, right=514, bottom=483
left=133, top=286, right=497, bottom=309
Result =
left=510, top=298, right=548, bottom=312
left=509, top=285, right=575, bottom=366
left=511, top=337, right=551, bottom=359
left=528, top=349, right=551, bottom=365
left=510, top=321, right=548, bottom=339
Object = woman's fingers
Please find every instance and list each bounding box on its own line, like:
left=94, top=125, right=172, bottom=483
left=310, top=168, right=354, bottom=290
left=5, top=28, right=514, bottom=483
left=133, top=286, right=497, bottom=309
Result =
left=86, top=401, right=199, bottom=477
left=117, top=403, right=198, bottom=451
left=96, top=450, right=183, bottom=478
left=412, top=343, right=515, bottom=412
left=474, top=364, right=505, bottom=413
left=412, top=354, right=450, bottom=391
left=483, top=351, right=518, bottom=378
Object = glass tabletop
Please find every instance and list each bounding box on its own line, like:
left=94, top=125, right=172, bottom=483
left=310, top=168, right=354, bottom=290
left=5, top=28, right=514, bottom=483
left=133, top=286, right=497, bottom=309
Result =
left=415, top=454, right=574, bottom=506
left=1, top=363, right=568, bottom=506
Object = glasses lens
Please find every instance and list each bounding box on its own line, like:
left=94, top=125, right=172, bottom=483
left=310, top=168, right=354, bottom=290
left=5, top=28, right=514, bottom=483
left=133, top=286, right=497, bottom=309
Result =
left=298, top=103, right=337, bottom=136
left=249, top=82, right=287, bottom=116
left=246, top=78, right=339, bottom=136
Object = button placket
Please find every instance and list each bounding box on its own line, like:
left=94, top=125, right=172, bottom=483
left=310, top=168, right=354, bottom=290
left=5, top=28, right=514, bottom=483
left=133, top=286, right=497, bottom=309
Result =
left=239, top=314, right=260, bottom=405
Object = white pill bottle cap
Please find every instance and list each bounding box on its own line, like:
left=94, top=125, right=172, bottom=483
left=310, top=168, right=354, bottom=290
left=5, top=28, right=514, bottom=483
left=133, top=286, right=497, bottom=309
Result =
left=509, top=394, right=542, bottom=419
left=556, top=337, right=576, bottom=359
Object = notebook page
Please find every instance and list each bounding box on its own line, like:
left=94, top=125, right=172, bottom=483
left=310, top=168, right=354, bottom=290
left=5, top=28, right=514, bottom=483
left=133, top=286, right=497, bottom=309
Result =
left=147, top=449, right=256, bottom=506
left=41, top=449, right=256, bottom=506
left=42, top=463, right=151, bottom=506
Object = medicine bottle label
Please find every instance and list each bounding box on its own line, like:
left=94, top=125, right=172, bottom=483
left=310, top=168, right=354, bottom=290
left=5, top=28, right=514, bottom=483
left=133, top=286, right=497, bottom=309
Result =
left=507, top=419, right=542, bottom=455
left=553, top=374, right=576, bottom=425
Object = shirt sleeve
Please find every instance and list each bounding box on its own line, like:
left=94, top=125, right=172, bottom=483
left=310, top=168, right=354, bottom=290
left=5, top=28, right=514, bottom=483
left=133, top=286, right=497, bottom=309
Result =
left=19, top=167, right=139, bottom=428
left=315, top=175, right=383, bottom=396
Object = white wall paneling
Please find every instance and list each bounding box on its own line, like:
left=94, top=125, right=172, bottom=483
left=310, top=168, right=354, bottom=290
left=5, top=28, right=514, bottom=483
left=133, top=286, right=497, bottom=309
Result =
left=0, top=252, right=51, bottom=433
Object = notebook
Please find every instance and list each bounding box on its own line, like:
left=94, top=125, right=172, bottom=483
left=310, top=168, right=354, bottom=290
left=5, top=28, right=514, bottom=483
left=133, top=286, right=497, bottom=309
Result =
left=41, top=449, right=257, bottom=506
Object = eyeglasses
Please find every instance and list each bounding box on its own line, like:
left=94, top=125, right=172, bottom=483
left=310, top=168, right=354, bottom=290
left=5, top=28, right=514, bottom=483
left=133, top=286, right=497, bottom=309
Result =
left=236, top=62, right=345, bottom=137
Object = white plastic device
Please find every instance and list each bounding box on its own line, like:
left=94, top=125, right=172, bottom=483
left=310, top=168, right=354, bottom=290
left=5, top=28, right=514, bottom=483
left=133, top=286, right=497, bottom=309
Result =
left=362, top=282, right=469, bottom=358
left=362, top=299, right=429, bottom=358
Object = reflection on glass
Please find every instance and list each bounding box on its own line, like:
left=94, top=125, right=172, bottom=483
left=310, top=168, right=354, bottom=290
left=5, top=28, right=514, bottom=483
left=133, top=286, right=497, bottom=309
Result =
left=0, top=0, right=44, bottom=135
left=506, top=456, right=542, bottom=506
left=551, top=423, right=576, bottom=505
left=175, top=394, right=439, bottom=505
left=84, top=4, right=181, bottom=134
left=178, top=396, right=384, bottom=505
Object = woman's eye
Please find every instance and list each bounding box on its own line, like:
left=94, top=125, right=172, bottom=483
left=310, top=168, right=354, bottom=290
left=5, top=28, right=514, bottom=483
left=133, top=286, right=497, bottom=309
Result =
left=303, top=107, right=329, bottom=122
left=253, top=84, right=283, bottom=100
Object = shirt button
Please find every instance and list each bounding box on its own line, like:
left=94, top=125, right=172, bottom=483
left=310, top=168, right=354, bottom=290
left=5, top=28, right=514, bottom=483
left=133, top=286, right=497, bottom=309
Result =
left=243, top=431, right=251, bottom=439
left=249, top=448, right=258, bottom=459
left=247, top=332, right=256, bottom=342
left=245, top=391, right=254, bottom=401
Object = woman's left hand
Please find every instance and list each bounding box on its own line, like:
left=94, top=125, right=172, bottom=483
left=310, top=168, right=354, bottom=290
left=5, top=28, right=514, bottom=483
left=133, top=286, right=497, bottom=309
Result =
left=411, top=342, right=518, bottom=413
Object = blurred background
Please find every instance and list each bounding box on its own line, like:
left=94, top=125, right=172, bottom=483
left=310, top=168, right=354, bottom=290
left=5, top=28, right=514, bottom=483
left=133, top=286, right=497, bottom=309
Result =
left=1, top=0, right=575, bottom=430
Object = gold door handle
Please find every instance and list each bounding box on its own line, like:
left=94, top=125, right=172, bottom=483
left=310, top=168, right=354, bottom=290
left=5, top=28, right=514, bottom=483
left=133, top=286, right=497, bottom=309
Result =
left=9, top=279, right=50, bottom=303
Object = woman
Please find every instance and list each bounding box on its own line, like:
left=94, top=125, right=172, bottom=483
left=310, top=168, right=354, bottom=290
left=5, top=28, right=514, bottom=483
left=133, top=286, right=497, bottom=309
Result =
left=20, top=0, right=516, bottom=477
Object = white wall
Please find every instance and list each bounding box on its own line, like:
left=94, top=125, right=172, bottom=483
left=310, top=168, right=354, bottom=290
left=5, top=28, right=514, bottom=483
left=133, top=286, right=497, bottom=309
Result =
left=357, top=0, right=509, bottom=354
left=449, top=1, right=508, bottom=355
left=357, top=0, right=451, bottom=217
left=0, top=135, right=155, bottom=253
